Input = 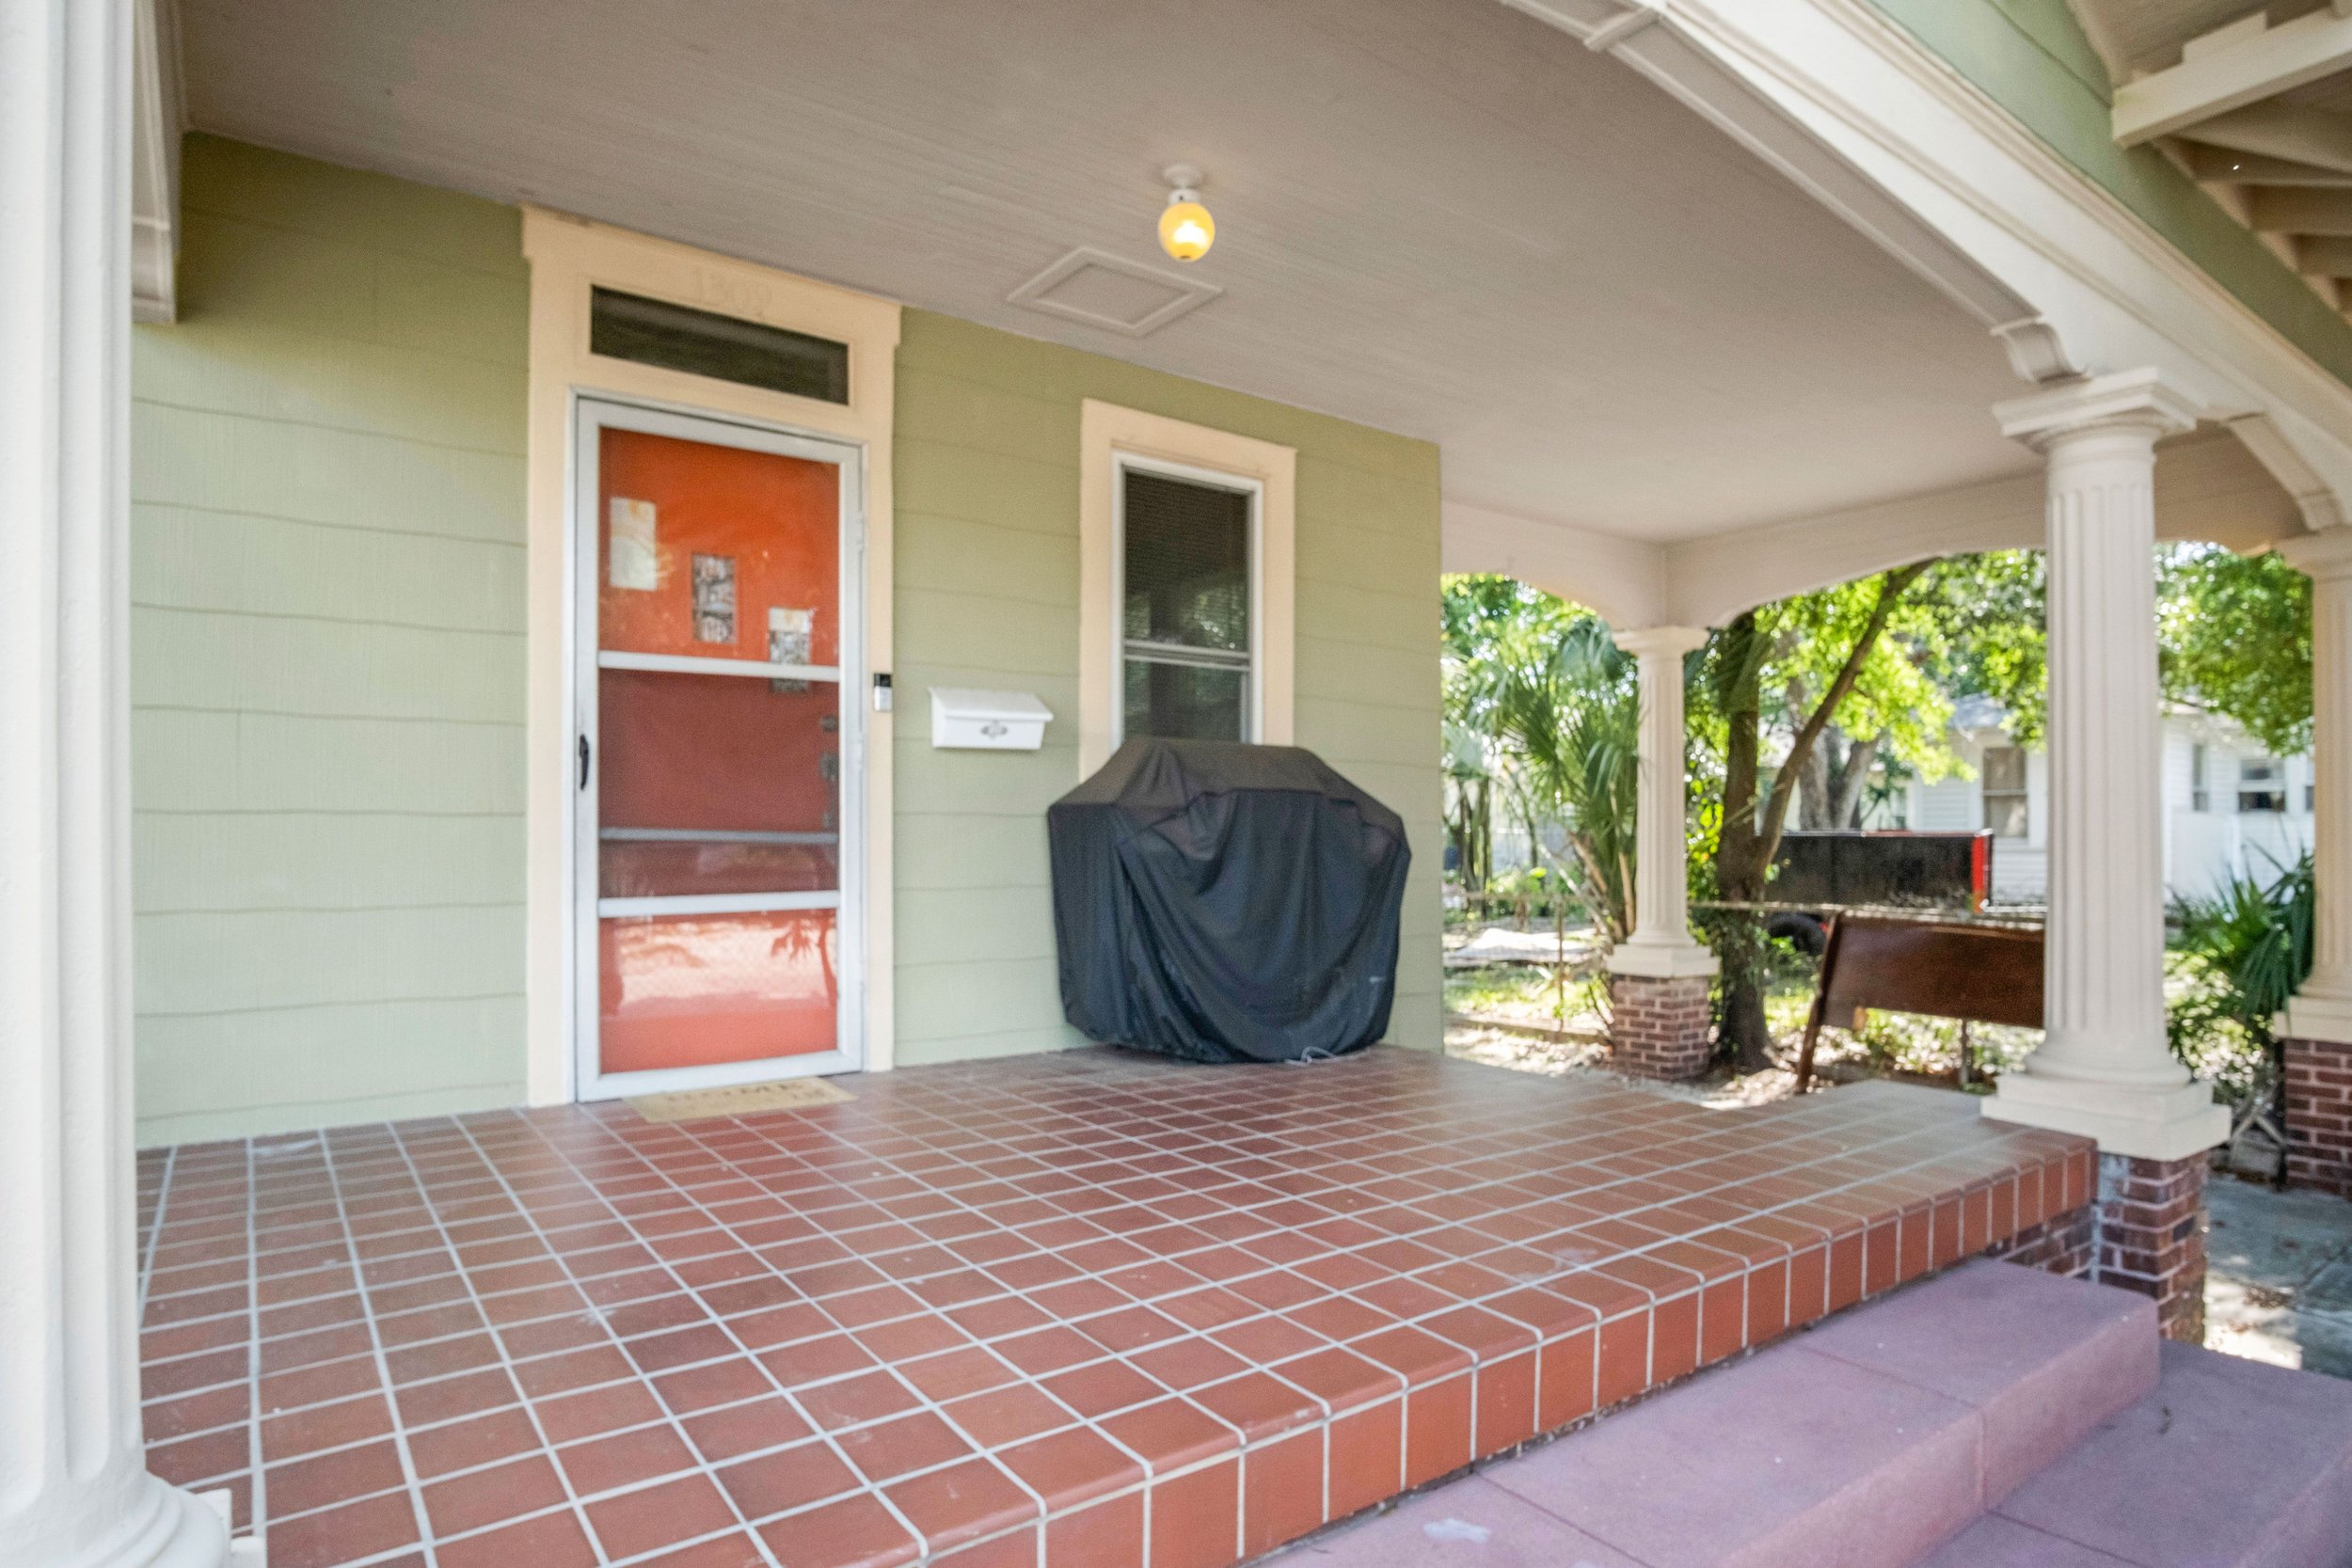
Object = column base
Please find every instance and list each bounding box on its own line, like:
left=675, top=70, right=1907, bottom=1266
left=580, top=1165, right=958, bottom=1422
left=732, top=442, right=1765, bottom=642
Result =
left=2281, top=990, right=2352, bottom=1047
left=2096, top=1151, right=2209, bottom=1344
left=1979, top=1070, right=2229, bottom=1163
left=1607, top=971, right=1714, bottom=1081
left=2282, top=1035, right=2352, bottom=1197
left=31, top=1476, right=239, bottom=1568
left=1603, top=940, right=1719, bottom=980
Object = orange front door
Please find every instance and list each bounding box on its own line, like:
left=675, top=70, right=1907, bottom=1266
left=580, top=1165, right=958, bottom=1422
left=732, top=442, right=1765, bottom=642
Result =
left=581, top=408, right=855, bottom=1086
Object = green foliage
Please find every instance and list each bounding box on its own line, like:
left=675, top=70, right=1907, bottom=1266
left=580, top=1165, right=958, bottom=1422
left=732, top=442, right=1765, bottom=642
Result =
left=2169, top=853, right=2312, bottom=1109
left=2158, top=545, right=2312, bottom=756
left=1916, top=551, right=2047, bottom=746
left=2169, top=853, right=2312, bottom=1046
left=1442, top=576, right=1641, bottom=942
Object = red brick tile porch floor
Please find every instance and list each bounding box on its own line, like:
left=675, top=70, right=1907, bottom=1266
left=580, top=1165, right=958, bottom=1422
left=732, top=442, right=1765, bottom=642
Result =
left=136, top=1047, right=2094, bottom=1568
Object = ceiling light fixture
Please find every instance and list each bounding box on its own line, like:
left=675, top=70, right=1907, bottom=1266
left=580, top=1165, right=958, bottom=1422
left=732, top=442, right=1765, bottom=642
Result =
left=1158, top=164, right=1215, bottom=262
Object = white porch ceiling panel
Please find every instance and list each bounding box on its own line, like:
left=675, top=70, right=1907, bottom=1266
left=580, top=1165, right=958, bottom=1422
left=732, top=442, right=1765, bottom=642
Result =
left=175, top=0, right=2031, bottom=546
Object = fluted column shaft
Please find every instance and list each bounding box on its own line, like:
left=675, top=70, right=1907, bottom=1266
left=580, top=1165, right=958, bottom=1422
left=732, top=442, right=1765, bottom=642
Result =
left=1980, top=371, right=2227, bottom=1162
left=1607, top=626, right=1716, bottom=978
left=2037, top=421, right=2175, bottom=1082
left=0, top=3, right=231, bottom=1565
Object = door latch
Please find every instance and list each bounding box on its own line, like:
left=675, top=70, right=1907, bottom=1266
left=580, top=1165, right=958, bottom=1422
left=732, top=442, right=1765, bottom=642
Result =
left=578, top=733, right=591, bottom=790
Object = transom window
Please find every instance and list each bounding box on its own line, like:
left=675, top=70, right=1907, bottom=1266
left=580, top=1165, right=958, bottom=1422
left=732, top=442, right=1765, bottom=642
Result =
left=1118, top=462, right=1257, bottom=744
left=1981, top=746, right=2028, bottom=838
left=590, top=287, right=850, bottom=405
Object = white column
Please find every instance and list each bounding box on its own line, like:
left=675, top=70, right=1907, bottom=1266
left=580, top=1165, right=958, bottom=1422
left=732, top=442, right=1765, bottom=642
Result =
left=0, top=3, right=234, bottom=1566
left=1606, top=626, right=1718, bottom=978
left=2280, top=528, right=2352, bottom=1042
left=1981, top=370, right=2228, bottom=1162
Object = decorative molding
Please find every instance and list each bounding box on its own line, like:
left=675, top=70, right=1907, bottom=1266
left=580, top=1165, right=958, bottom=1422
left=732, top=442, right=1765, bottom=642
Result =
left=1584, top=2, right=1667, bottom=53
left=131, top=0, right=183, bottom=324
left=2227, top=410, right=2349, bottom=531
left=1990, top=315, right=2088, bottom=385
left=1993, top=367, right=2202, bottom=448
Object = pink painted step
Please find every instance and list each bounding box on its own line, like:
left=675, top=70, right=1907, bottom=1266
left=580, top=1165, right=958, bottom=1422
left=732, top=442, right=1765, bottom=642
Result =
left=1919, top=1340, right=2352, bottom=1568
left=1276, top=1260, right=2158, bottom=1568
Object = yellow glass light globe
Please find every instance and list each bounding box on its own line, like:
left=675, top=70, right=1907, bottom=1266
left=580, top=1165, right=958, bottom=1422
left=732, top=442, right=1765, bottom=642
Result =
left=1159, top=198, right=1215, bottom=262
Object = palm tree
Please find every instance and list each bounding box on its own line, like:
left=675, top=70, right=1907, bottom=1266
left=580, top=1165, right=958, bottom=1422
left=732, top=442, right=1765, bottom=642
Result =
left=1443, top=578, right=1641, bottom=945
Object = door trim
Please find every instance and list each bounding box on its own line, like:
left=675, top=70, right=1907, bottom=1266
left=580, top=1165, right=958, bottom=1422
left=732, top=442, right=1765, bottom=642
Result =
left=523, top=211, right=899, bottom=1104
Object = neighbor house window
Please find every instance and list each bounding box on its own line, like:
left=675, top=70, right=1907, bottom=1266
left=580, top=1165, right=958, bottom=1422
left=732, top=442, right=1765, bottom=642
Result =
left=2240, top=756, right=2287, bottom=814
left=2191, top=743, right=2210, bottom=813
left=1119, top=464, right=1256, bottom=743
left=1981, top=746, right=2028, bottom=838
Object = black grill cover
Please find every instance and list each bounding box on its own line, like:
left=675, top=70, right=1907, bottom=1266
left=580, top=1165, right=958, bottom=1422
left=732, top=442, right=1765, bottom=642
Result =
left=1047, top=738, right=1410, bottom=1063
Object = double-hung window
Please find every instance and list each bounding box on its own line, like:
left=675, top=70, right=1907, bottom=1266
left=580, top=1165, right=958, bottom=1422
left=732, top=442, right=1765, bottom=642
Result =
left=2240, top=756, right=2288, bottom=814
left=1116, top=460, right=1258, bottom=745
left=1981, top=746, right=2028, bottom=839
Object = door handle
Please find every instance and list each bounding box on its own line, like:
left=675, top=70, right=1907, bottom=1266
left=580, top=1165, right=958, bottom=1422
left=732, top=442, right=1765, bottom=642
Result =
left=578, top=734, right=591, bottom=790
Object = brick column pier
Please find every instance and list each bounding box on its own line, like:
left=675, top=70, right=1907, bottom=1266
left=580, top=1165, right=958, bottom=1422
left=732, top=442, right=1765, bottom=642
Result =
left=1608, top=973, right=1713, bottom=1081
left=2283, top=1036, right=2352, bottom=1196
left=2096, top=1152, right=2209, bottom=1343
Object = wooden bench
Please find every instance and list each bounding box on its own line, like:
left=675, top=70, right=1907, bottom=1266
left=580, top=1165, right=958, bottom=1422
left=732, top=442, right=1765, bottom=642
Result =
left=1794, top=914, right=2043, bottom=1091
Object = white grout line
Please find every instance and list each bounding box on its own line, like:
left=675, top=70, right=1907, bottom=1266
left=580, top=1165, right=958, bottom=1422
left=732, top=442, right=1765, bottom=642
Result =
left=375, top=1117, right=624, bottom=1561
left=312, top=1123, right=441, bottom=1568
left=140, top=1065, right=2075, bottom=1564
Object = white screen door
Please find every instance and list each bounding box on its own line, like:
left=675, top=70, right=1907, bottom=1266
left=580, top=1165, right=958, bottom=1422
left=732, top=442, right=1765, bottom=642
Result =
left=570, top=398, right=865, bottom=1098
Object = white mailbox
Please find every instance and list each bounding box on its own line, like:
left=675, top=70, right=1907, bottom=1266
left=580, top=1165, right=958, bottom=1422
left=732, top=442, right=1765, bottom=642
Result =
left=930, top=688, right=1053, bottom=751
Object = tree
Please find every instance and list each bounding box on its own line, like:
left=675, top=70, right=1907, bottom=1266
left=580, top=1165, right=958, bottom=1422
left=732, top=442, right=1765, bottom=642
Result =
left=2158, top=544, right=2311, bottom=755
left=1705, top=565, right=1931, bottom=1068
left=1442, top=577, right=1640, bottom=942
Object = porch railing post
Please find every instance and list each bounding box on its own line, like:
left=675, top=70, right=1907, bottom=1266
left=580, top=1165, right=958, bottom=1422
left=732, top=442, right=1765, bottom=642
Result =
left=0, top=1, right=235, bottom=1562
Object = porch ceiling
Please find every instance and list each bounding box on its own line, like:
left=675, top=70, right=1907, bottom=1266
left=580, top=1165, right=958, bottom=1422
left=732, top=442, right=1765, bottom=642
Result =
left=175, top=0, right=2034, bottom=546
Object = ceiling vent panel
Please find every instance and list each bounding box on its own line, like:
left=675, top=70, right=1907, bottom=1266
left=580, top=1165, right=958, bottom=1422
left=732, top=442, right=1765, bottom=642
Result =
left=1006, top=246, right=1220, bottom=337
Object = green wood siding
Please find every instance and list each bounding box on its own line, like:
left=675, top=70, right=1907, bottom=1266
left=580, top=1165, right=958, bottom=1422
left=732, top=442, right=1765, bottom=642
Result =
left=131, top=135, right=530, bottom=1143
left=1866, top=0, right=2352, bottom=388
left=891, top=312, right=1445, bottom=1067
left=129, top=139, right=1443, bottom=1138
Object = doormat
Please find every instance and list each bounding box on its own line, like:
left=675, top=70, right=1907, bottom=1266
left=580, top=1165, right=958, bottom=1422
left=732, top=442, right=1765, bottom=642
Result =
left=626, top=1077, right=853, bottom=1124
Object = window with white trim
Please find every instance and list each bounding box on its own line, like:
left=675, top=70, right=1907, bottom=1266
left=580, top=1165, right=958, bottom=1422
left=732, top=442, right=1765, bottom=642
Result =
left=1118, top=461, right=1257, bottom=745
left=2240, top=756, right=2288, bottom=814
left=1981, top=746, right=2028, bottom=839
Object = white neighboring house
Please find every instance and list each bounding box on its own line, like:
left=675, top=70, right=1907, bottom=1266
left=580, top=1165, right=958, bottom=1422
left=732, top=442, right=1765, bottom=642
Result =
left=1899, top=696, right=2312, bottom=906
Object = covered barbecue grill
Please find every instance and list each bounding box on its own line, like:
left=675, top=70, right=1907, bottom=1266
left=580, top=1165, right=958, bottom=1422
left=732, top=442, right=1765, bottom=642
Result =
left=1046, top=737, right=1410, bottom=1063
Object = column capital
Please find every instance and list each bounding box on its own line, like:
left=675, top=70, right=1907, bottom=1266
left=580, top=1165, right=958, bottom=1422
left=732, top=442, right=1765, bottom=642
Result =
left=2277, top=525, right=2352, bottom=582
left=1993, top=368, right=2201, bottom=451
left=1612, top=625, right=1709, bottom=657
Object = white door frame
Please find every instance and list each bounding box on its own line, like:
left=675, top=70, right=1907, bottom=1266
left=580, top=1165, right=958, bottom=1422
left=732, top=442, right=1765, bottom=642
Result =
left=568, top=394, right=868, bottom=1100
left=522, top=210, right=899, bottom=1105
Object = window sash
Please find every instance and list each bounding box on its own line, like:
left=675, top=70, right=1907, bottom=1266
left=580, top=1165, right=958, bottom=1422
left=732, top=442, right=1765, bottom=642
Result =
left=1113, top=455, right=1260, bottom=747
